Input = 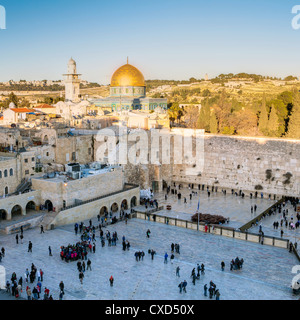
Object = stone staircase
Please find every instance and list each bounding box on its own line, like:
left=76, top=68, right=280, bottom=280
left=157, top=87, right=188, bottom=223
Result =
left=40, top=211, right=60, bottom=230
left=13, top=178, right=32, bottom=195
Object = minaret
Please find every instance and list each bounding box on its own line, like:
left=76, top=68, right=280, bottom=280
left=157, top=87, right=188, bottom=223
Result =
left=63, top=58, right=82, bottom=102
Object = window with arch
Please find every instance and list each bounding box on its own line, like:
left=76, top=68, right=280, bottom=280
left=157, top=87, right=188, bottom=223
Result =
left=4, top=169, right=7, bottom=178
left=9, top=168, right=13, bottom=176
left=0, top=171, right=2, bottom=179
left=4, top=187, right=8, bottom=195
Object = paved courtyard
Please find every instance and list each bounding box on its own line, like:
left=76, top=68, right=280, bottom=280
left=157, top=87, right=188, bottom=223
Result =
left=250, top=203, right=300, bottom=247
left=0, top=216, right=299, bottom=300
left=147, top=188, right=277, bottom=229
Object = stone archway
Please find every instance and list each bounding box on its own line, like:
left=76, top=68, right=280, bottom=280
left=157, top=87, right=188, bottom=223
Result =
left=121, top=199, right=128, bottom=210
left=11, top=205, right=22, bottom=218
left=130, top=196, right=137, bottom=208
left=162, top=180, right=168, bottom=190
left=111, top=203, right=118, bottom=213
left=0, top=209, right=7, bottom=220
left=100, top=206, right=108, bottom=216
left=26, top=201, right=36, bottom=214
left=45, top=200, right=53, bottom=212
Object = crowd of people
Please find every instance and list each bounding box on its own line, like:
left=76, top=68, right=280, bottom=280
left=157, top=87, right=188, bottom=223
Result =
left=60, top=241, right=90, bottom=262
left=253, top=197, right=299, bottom=250
left=230, top=257, right=244, bottom=270
left=5, top=263, right=57, bottom=300
left=134, top=251, right=145, bottom=261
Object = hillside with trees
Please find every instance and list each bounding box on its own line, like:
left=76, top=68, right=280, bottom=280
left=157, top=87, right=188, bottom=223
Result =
left=167, top=85, right=300, bottom=139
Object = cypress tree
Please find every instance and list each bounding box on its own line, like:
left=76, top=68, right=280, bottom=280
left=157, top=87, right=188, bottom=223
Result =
left=197, top=103, right=210, bottom=131
left=287, top=93, right=300, bottom=139
left=268, top=106, right=279, bottom=137
left=210, top=110, right=218, bottom=133
left=258, top=93, right=269, bottom=135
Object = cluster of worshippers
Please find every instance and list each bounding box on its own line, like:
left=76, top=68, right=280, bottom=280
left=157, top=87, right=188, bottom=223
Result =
left=60, top=241, right=90, bottom=262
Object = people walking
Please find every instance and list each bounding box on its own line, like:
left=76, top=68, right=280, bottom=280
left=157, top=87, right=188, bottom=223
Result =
left=79, top=272, right=84, bottom=284
left=164, top=252, right=168, bottom=264
left=26, top=286, right=32, bottom=300
left=182, top=280, right=187, bottom=293
left=221, top=261, right=225, bottom=271
left=178, top=282, right=183, bottom=293
left=109, top=276, right=114, bottom=287
left=59, top=281, right=64, bottom=295
left=204, top=284, right=208, bottom=296
left=87, top=259, right=92, bottom=271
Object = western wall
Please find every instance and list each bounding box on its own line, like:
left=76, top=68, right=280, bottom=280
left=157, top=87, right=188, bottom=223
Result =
left=117, top=130, right=300, bottom=197
left=169, top=134, right=300, bottom=197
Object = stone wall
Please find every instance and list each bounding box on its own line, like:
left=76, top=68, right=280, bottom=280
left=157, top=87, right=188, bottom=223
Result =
left=170, top=134, right=300, bottom=197
left=0, top=155, right=20, bottom=196
left=51, top=187, right=139, bottom=226
left=31, top=167, right=124, bottom=210
left=0, top=191, right=41, bottom=220
left=111, top=130, right=300, bottom=196
left=55, top=135, right=94, bottom=164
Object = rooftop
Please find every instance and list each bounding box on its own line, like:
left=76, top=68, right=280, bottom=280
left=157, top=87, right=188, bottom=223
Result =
left=34, top=164, right=121, bottom=183
left=10, top=108, right=32, bottom=113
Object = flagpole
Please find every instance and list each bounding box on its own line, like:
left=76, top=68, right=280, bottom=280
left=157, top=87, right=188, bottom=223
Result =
left=197, top=196, right=200, bottom=231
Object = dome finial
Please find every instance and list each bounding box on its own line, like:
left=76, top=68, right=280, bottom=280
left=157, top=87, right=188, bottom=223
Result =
left=127, top=57, right=129, bottom=64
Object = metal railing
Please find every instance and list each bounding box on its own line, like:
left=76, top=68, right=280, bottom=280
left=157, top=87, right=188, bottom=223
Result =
left=239, top=198, right=284, bottom=232
left=135, top=210, right=290, bottom=250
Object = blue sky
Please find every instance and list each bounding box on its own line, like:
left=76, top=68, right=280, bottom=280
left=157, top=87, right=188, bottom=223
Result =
left=0, top=0, right=299, bottom=84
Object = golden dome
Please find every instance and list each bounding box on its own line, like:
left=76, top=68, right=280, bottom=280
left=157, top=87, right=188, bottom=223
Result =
left=111, top=63, right=145, bottom=87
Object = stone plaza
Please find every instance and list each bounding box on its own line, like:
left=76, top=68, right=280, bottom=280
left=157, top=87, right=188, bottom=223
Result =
left=0, top=193, right=299, bottom=300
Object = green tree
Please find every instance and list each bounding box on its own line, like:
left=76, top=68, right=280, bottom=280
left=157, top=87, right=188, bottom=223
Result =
left=267, top=99, right=287, bottom=136
left=267, top=106, right=279, bottom=137
left=284, top=75, right=298, bottom=81
left=197, top=103, right=210, bottom=131
left=1, top=92, right=19, bottom=109
left=287, top=93, right=300, bottom=139
left=258, top=93, right=269, bottom=135
left=168, top=103, right=182, bottom=126
left=222, top=126, right=235, bottom=135
left=209, top=110, right=218, bottom=133
left=202, top=89, right=211, bottom=97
